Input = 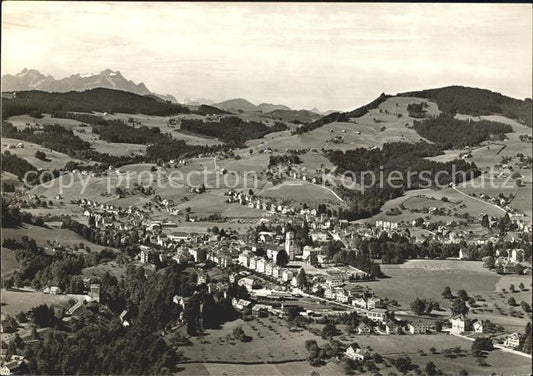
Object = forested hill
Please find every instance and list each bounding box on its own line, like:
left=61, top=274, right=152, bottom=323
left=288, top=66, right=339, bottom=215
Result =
left=1, top=88, right=190, bottom=119
left=399, top=86, right=532, bottom=128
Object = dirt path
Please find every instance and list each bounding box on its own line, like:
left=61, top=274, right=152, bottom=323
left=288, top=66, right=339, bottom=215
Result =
left=452, top=185, right=507, bottom=214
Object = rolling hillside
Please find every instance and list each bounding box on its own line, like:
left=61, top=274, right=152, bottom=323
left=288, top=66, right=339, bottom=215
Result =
left=1, top=88, right=190, bottom=119
left=399, top=86, right=532, bottom=127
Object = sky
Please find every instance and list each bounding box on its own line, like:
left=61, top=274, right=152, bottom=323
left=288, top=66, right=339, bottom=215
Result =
left=2, top=2, right=532, bottom=111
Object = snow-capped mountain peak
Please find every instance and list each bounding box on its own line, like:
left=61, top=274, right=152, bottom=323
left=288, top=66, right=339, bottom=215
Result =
left=2, top=68, right=157, bottom=98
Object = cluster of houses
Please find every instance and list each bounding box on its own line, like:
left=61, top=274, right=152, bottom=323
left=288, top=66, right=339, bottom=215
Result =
left=224, top=190, right=297, bottom=216
left=493, top=248, right=532, bottom=274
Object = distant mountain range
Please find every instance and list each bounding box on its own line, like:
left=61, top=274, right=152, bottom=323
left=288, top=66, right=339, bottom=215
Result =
left=213, top=98, right=258, bottom=112
left=212, top=98, right=324, bottom=116
left=1, top=68, right=179, bottom=103
left=1, top=68, right=338, bottom=116
left=182, top=98, right=215, bottom=106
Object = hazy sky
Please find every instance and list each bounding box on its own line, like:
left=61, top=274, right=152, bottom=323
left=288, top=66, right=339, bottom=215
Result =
left=2, top=2, right=532, bottom=110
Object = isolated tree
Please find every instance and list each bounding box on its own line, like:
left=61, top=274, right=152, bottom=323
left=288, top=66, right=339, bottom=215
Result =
left=321, top=323, right=338, bottom=339
left=425, top=361, right=437, bottom=376
left=459, top=369, right=469, bottom=376
left=16, top=311, right=28, bottom=324
left=232, top=326, right=249, bottom=342
left=451, top=299, right=469, bottom=316
left=508, top=297, right=517, bottom=306
left=510, top=284, right=516, bottom=292
left=410, top=298, right=426, bottom=316
left=471, top=337, right=493, bottom=356
left=442, top=286, right=453, bottom=299
left=520, top=301, right=531, bottom=313
left=457, top=289, right=469, bottom=301
left=425, top=300, right=435, bottom=315
left=519, top=282, right=525, bottom=290
left=296, top=268, right=308, bottom=289
left=481, top=214, right=489, bottom=228
left=276, top=249, right=289, bottom=267
left=3, top=277, right=14, bottom=290
left=483, top=256, right=495, bottom=269
left=522, top=322, right=532, bottom=354
left=34, top=151, right=47, bottom=161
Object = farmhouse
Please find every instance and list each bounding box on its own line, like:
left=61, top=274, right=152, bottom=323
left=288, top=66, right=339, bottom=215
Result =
left=357, top=322, right=372, bottom=335
left=345, top=346, right=368, bottom=361
left=504, top=332, right=522, bottom=348
left=365, top=308, right=388, bottom=322
left=473, top=320, right=489, bottom=334
left=408, top=320, right=433, bottom=334
left=450, top=315, right=472, bottom=334
left=384, top=320, right=402, bottom=334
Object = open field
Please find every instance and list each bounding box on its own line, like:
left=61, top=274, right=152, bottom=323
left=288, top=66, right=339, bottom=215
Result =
left=246, top=97, right=438, bottom=152
left=359, top=186, right=507, bottom=228
left=360, top=259, right=532, bottom=332
left=103, top=113, right=223, bottom=146
left=259, top=179, right=345, bottom=206
left=6, top=114, right=81, bottom=130
left=335, top=326, right=532, bottom=376
left=455, top=177, right=532, bottom=221
left=178, top=361, right=346, bottom=376
left=0, top=287, right=77, bottom=317
left=1, top=223, right=116, bottom=253
left=2, top=138, right=87, bottom=170
left=360, top=260, right=501, bottom=308
left=1, top=171, right=23, bottom=189
left=1, top=247, right=20, bottom=277
left=428, top=114, right=532, bottom=172
left=177, top=317, right=532, bottom=376
left=179, top=316, right=326, bottom=364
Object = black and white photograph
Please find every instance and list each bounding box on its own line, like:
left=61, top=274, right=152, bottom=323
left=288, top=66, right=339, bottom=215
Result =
left=0, top=2, right=532, bottom=375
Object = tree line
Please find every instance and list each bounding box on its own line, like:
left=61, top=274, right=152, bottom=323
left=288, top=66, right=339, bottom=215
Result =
left=2, top=88, right=190, bottom=119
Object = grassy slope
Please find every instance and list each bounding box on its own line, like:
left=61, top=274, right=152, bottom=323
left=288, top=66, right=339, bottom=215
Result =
left=1, top=223, right=116, bottom=253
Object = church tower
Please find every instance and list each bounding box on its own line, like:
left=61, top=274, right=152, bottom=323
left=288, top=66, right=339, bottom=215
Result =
left=285, top=231, right=295, bottom=260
